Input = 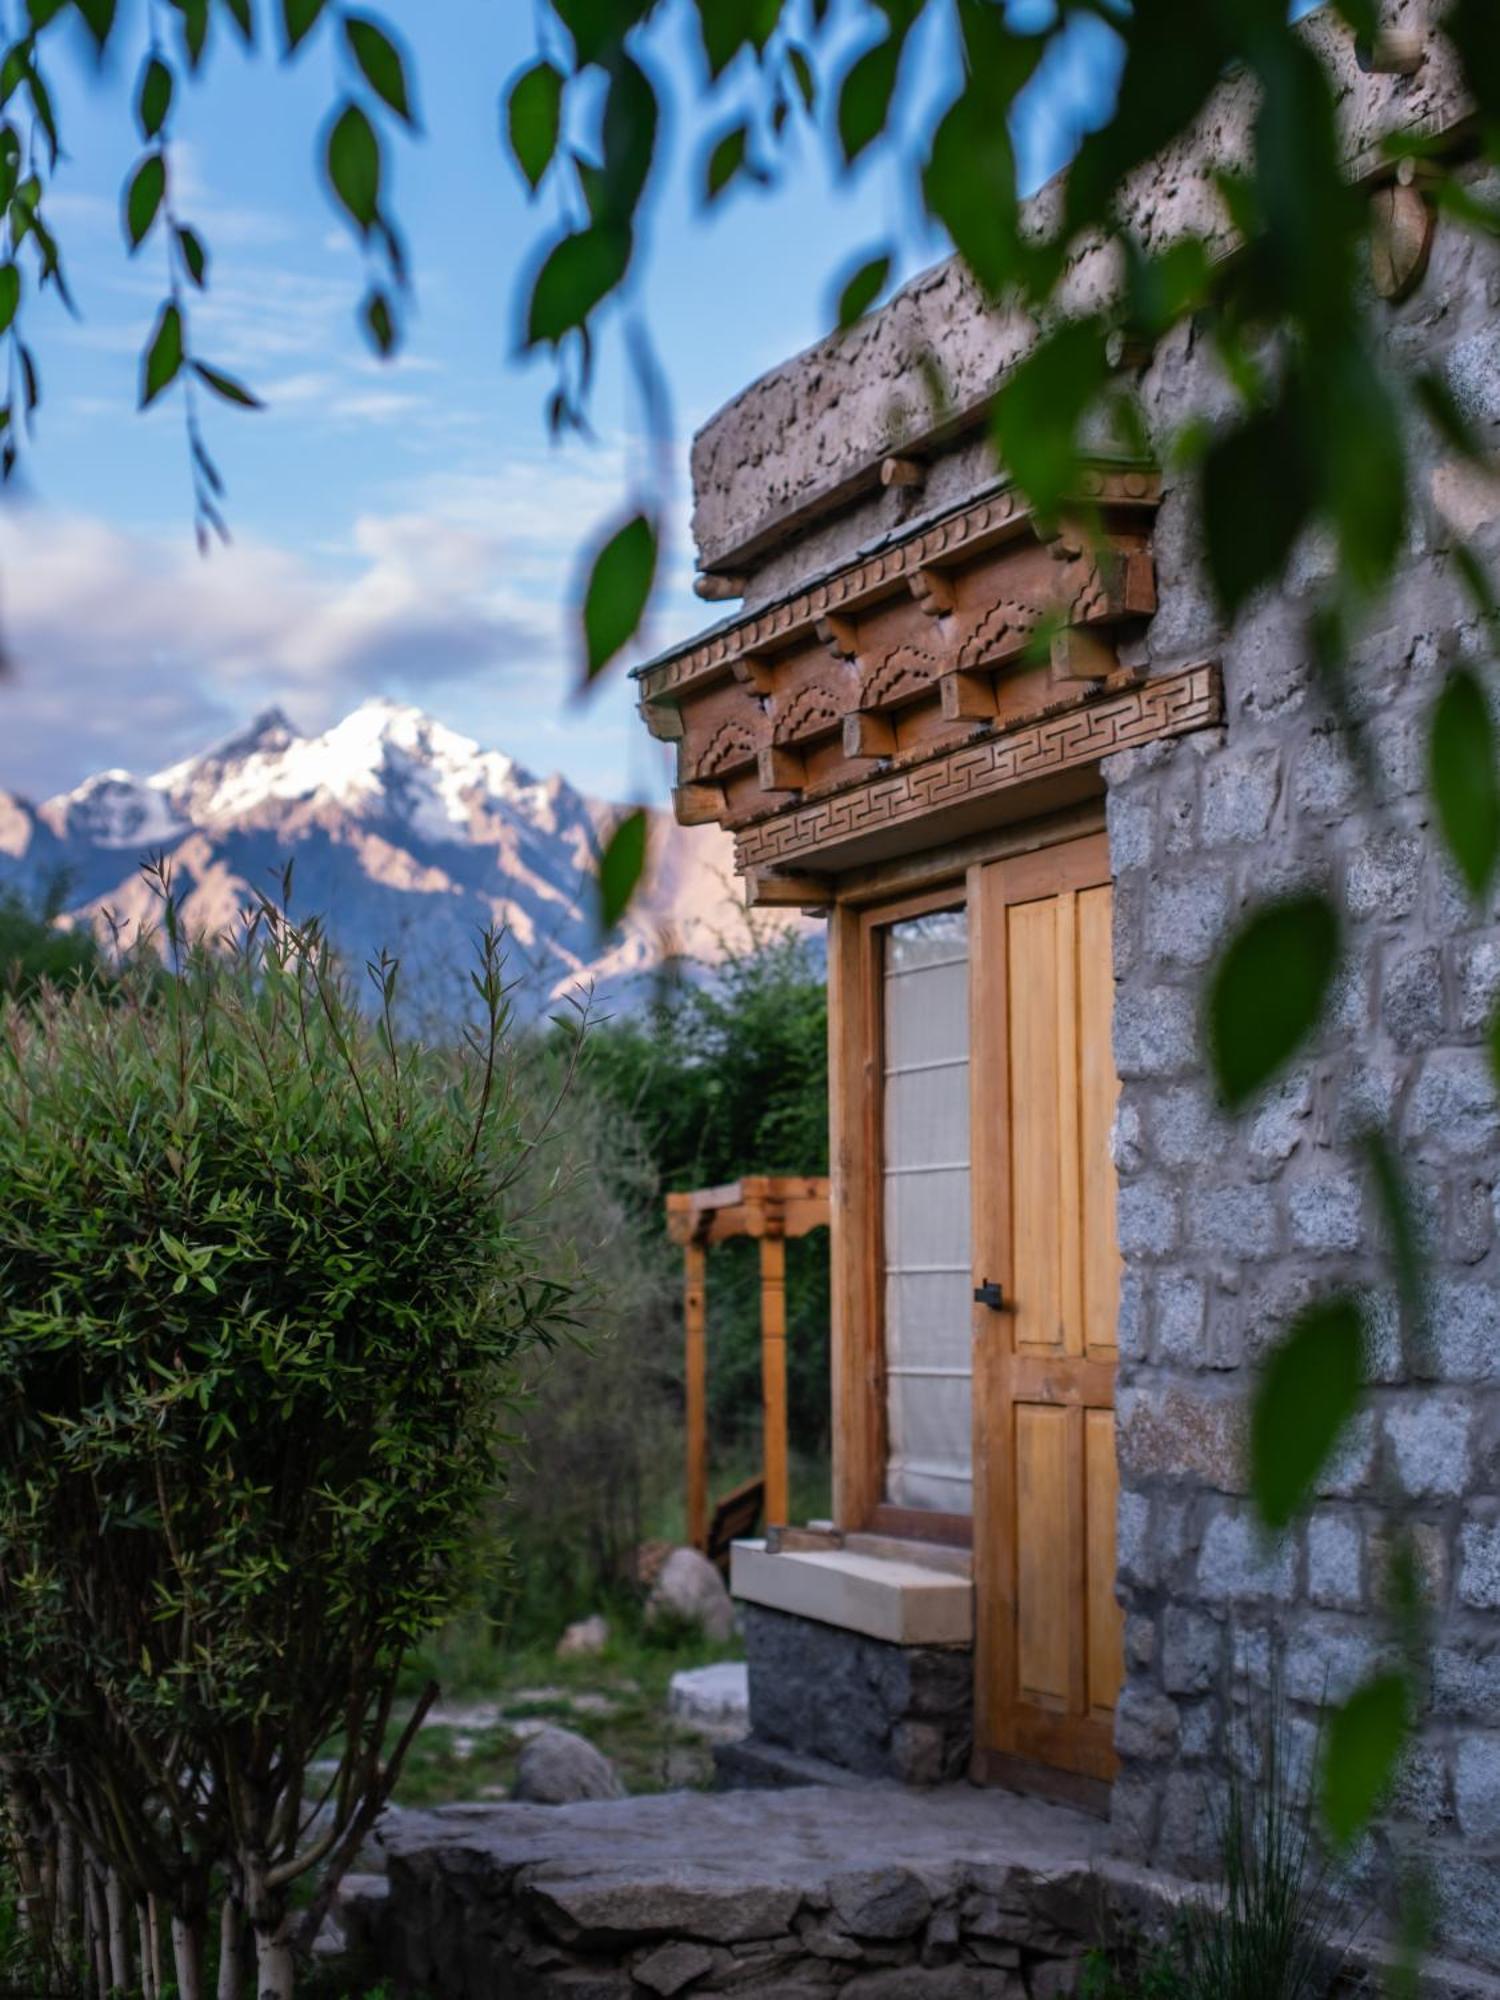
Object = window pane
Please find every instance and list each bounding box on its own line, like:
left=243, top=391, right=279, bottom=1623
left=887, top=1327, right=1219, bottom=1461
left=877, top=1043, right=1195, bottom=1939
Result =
left=882, top=904, right=972, bottom=1515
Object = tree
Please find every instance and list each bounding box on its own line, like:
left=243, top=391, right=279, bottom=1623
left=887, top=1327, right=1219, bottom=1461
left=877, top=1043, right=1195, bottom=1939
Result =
left=1, top=0, right=1497, bottom=1912
left=0, top=875, right=578, bottom=1997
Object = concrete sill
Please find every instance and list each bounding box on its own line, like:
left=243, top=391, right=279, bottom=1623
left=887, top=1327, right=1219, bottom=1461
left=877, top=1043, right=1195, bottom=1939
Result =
left=730, top=1538, right=973, bottom=1646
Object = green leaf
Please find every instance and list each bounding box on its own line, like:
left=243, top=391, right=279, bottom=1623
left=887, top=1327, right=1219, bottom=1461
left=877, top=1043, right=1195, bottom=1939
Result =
left=1207, top=893, right=1340, bottom=1110
left=787, top=44, right=814, bottom=113
left=525, top=222, right=630, bottom=347
left=1322, top=1672, right=1410, bottom=1849
left=325, top=101, right=381, bottom=235
left=73, top=0, right=117, bottom=48
left=177, top=224, right=208, bottom=287
left=582, top=511, right=656, bottom=682
left=1317, top=345, right=1406, bottom=601
left=1413, top=367, right=1488, bottom=464
left=125, top=153, right=165, bottom=250
left=989, top=318, right=1109, bottom=522
left=506, top=60, right=562, bottom=193
left=1430, top=667, right=1500, bottom=897
left=1362, top=1130, right=1426, bottom=1341
left=1251, top=1296, right=1365, bottom=1532
left=706, top=124, right=748, bottom=202
left=835, top=250, right=890, bottom=330
left=137, top=55, right=173, bottom=139
left=281, top=0, right=324, bottom=53
left=597, top=807, right=648, bottom=934
left=1201, top=390, right=1314, bottom=618
left=343, top=15, right=414, bottom=126
left=1448, top=0, right=1500, bottom=156
left=193, top=360, right=263, bottom=410
left=362, top=286, right=396, bottom=356
left=220, top=0, right=253, bottom=42
left=140, top=301, right=183, bottom=408
left=0, top=263, right=20, bottom=336
left=600, top=52, right=657, bottom=221
left=838, top=30, right=899, bottom=166
left=555, top=0, right=649, bottom=65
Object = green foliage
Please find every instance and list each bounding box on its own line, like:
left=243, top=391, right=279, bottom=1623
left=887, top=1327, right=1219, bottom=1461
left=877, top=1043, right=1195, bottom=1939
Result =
left=834, top=248, right=889, bottom=329
left=1430, top=666, right=1500, bottom=897
left=597, top=806, right=648, bottom=934
left=1321, top=1670, right=1410, bottom=1849
left=0, top=886, right=108, bottom=999
left=1250, top=1297, right=1365, bottom=1532
left=1207, top=895, right=1340, bottom=1112
left=0, top=873, right=577, bottom=1976
left=581, top=510, right=656, bottom=681
left=507, top=60, right=563, bottom=194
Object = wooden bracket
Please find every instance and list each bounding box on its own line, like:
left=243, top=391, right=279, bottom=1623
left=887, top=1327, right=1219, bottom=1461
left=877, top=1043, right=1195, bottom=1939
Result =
left=815, top=613, right=861, bottom=662
left=940, top=669, right=998, bottom=722
left=1371, top=182, right=1435, bottom=303
left=1356, top=29, right=1424, bottom=76
left=843, top=711, right=898, bottom=759
left=673, top=782, right=727, bottom=826
left=881, top=455, right=925, bottom=489
left=758, top=745, right=805, bottom=793
left=694, top=571, right=749, bottom=602
left=731, top=652, right=777, bottom=693
left=1049, top=628, right=1117, bottom=682
left=909, top=567, right=956, bottom=617
left=642, top=699, right=684, bottom=743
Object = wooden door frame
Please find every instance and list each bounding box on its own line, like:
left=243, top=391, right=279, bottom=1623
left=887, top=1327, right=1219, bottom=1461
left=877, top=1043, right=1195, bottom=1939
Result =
left=828, top=806, right=1110, bottom=1553
left=968, top=828, right=1118, bottom=1813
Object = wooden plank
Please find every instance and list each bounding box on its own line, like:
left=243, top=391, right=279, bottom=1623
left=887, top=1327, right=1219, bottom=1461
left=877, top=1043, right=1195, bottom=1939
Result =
left=1056, top=889, right=1084, bottom=1361
left=829, top=903, right=882, bottom=1530
left=1008, top=897, right=1062, bottom=1355
left=968, top=855, right=1012, bottom=1761
left=760, top=1233, right=790, bottom=1529
left=1078, top=885, right=1120, bottom=1357
left=684, top=1241, right=708, bottom=1551
left=1016, top=1404, right=1071, bottom=1708
left=1086, top=1408, right=1123, bottom=1720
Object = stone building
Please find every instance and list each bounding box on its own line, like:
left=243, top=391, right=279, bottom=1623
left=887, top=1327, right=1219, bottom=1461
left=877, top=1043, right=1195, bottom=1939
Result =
left=635, top=4, right=1500, bottom=1980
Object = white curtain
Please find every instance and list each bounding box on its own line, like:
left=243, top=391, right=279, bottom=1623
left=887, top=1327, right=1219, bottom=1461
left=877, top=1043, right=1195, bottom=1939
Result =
left=881, top=909, right=972, bottom=1514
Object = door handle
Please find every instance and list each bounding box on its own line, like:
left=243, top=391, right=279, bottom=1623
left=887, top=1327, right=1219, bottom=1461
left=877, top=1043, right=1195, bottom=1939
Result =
left=973, top=1279, right=1007, bottom=1310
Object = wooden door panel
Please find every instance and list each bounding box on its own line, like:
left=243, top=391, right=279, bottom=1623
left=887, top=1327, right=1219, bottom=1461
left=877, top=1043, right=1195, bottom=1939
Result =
left=971, top=831, right=1123, bottom=1801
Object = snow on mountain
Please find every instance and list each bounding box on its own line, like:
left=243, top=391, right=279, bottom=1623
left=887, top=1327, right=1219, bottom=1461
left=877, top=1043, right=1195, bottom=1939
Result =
left=0, top=700, right=764, bottom=1022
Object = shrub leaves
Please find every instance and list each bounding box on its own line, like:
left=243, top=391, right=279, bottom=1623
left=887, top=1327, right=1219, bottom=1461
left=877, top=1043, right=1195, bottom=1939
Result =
left=1251, top=1296, right=1365, bottom=1531
left=1208, top=894, right=1339, bottom=1110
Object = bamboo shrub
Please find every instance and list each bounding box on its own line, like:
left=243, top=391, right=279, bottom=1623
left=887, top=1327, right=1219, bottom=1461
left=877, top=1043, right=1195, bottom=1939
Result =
left=0, top=873, right=580, bottom=1997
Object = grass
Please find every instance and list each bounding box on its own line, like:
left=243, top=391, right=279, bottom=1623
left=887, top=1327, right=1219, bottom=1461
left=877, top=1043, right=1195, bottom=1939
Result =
left=389, top=1615, right=744, bottom=1807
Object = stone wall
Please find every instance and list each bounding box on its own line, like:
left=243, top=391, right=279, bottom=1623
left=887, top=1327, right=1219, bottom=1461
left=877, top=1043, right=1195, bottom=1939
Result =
left=1100, top=162, right=1500, bottom=1972
left=738, top=1604, right=973, bottom=1785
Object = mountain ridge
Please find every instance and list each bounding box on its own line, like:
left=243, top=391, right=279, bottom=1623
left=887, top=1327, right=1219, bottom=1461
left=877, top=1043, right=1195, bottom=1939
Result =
left=0, top=699, right=749, bottom=1021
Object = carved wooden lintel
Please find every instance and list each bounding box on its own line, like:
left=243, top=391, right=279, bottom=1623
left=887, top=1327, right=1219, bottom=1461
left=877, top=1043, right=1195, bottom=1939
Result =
left=743, top=868, right=834, bottom=908
left=844, top=711, right=898, bottom=759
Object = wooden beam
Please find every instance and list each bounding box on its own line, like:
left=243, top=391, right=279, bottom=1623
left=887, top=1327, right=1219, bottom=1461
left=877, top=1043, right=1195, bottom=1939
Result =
left=684, top=1240, right=708, bottom=1551
left=815, top=613, right=860, bottom=662
left=843, top=711, right=897, bottom=759
left=829, top=904, right=882, bottom=1531
left=909, top=567, right=955, bottom=617
left=1049, top=628, right=1117, bottom=682
left=880, top=455, right=925, bottom=489
left=641, top=699, right=684, bottom=743
left=730, top=652, right=777, bottom=693
left=673, top=782, right=727, bottom=826
left=693, top=571, right=748, bottom=602
left=744, top=868, right=833, bottom=909
left=759, top=1230, right=789, bottom=1531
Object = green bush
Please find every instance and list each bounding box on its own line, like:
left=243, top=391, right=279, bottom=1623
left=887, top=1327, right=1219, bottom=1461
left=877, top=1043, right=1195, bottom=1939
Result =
left=0, top=876, right=576, bottom=1997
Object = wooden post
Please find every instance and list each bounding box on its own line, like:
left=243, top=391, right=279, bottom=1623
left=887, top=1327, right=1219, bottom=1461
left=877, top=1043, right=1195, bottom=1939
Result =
left=684, top=1240, right=708, bottom=1550
left=759, top=1229, right=789, bottom=1529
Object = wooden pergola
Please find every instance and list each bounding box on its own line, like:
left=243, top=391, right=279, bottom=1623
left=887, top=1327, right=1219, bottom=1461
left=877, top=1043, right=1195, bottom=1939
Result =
left=665, top=1176, right=831, bottom=1553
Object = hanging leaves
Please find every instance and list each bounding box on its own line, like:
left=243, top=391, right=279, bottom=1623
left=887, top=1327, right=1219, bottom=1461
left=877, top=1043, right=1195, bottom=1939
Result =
left=362, top=287, right=396, bottom=357
left=343, top=15, right=414, bottom=126
left=990, top=318, right=1109, bottom=522
left=597, top=807, right=648, bottom=934
left=507, top=61, right=563, bottom=193
left=193, top=360, right=263, bottom=410
left=325, top=101, right=381, bottom=236
left=581, top=511, right=656, bottom=683
left=281, top=0, right=325, bottom=54
left=1207, top=895, right=1340, bottom=1111
left=837, top=29, right=900, bottom=166
left=177, top=225, right=208, bottom=288
left=526, top=223, right=631, bottom=347
left=124, top=153, right=165, bottom=250
left=1322, top=1672, right=1411, bottom=1848
left=1250, top=1296, right=1365, bottom=1530
left=1430, top=666, right=1500, bottom=898
left=1202, top=389, right=1315, bottom=618
left=140, top=302, right=183, bottom=408
left=0, top=263, right=19, bottom=336
left=705, top=123, right=748, bottom=203
left=136, top=56, right=173, bottom=141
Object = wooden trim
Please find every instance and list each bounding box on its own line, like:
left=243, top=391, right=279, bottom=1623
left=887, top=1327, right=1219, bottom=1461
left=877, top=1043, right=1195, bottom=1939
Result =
left=830, top=903, right=881, bottom=1531
left=759, top=1233, right=789, bottom=1529
left=970, top=1748, right=1112, bottom=1821
left=684, top=1242, right=708, bottom=1552
left=832, top=803, right=1105, bottom=910
left=869, top=1505, right=973, bottom=1550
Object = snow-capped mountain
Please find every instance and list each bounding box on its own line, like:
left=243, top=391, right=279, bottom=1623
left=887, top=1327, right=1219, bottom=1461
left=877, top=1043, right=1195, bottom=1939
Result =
left=0, top=699, right=750, bottom=1023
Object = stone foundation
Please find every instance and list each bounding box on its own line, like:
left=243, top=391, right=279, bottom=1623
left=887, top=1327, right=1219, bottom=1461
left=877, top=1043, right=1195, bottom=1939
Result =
left=740, top=1602, right=972, bottom=1784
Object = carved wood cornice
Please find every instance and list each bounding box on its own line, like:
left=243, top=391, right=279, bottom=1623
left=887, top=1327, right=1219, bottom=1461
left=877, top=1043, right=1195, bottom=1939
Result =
left=734, top=663, right=1222, bottom=874
left=637, top=465, right=1160, bottom=712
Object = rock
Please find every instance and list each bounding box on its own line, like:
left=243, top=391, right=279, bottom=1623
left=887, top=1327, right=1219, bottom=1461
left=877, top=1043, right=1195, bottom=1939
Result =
left=668, top=1660, right=749, bottom=1736
left=556, top=1614, right=610, bottom=1660
left=513, top=1725, right=624, bottom=1806
left=645, top=1546, right=735, bottom=1642
left=828, top=1866, right=932, bottom=1939
left=631, top=1939, right=719, bottom=1995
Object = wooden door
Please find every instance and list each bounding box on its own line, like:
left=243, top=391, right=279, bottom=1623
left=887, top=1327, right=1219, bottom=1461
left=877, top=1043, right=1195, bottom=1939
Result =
left=969, top=830, right=1123, bottom=1802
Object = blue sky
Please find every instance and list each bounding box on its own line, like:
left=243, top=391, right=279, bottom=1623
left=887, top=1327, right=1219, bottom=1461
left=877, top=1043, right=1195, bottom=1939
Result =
left=1, top=0, right=1121, bottom=804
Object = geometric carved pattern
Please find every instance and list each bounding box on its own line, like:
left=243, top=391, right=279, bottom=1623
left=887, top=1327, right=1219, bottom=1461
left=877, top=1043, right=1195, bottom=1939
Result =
left=860, top=643, right=941, bottom=706
left=734, top=663, right=1222, bottom=872
left=956, top=599, right=1040, bottom=670
left=773, top=683, right=842, bottom=744
left=700, top=719, right=758, bottom=775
